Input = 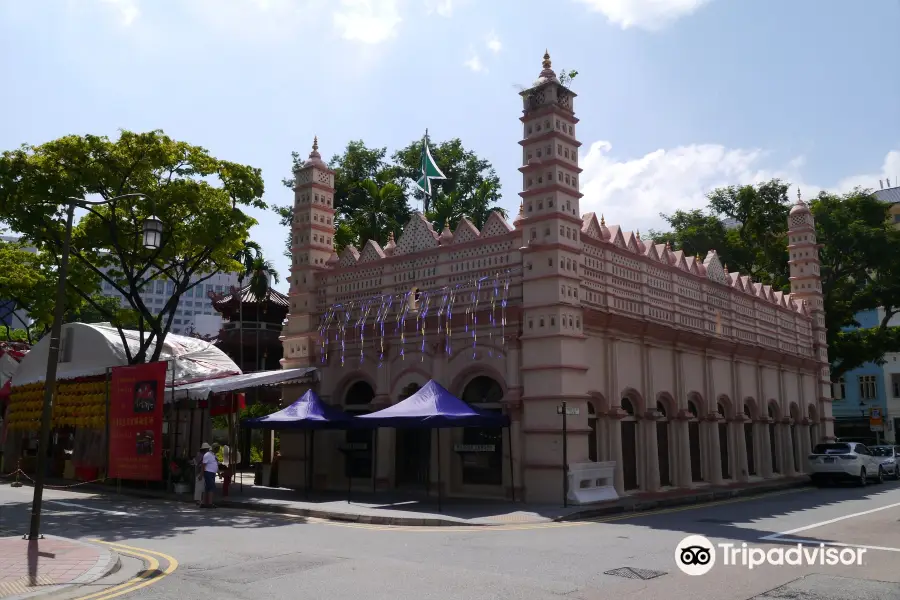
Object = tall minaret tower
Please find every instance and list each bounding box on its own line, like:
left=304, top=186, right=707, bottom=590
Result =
left=517, top=51, right=588, bottom=502
left=787, top=191, right=833, bottom=438
left=281, top=137, right=338, bottom=372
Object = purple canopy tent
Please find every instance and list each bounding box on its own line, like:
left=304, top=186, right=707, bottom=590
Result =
left=243, top=389, right=355, bottom=496
left=354, top=380, right=513, bottom=511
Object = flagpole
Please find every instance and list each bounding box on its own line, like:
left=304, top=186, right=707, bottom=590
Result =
left=422, top=129, right=431, bottom=214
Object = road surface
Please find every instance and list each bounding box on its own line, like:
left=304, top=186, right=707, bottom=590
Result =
left=1, top=479, right=899, bottom=600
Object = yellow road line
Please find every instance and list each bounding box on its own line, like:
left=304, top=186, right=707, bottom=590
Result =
left=74, top=541, right=178, bottom=600
left=283, top=486, right=812, bottom=533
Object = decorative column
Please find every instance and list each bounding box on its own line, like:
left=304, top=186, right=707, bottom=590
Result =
left=780, top=418, right=797, bottom=476
left=505, top=387, right=523, bottom=499
left=757, top=418, right=773, bottom=478
left=674, top=409, right=693, bottom=487
left=798, top=419, right=812, bottom=472
left=706, top=412, right=724, bottom=485
left=607, top=407, right=626, bottom=494
left=732, top=414, right=750, bottom=482
left=642, top=409, right=661, bottom=492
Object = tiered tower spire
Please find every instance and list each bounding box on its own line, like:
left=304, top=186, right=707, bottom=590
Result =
left=787, top=189, right=833, bottom=433
left=517, top=50, right=590, bottom=465
left=280, top=137, right=337, bottom=370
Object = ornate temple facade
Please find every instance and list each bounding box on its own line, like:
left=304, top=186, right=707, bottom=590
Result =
left=279, top=52, right=834, bottom=503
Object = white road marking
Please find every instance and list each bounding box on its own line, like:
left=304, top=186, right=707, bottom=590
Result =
left=759, top=500, right=900, bottom=541
left=46, top=500, right=132, bottom=516
left=763, top=537, right=900, bottom=553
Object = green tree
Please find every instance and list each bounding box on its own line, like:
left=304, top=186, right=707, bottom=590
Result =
left=0, top=130, right=266, bottom=364
left=650, top=180, right=900, bottom=380
left=392, top=137, right=502, bottom=215
left=352, top=179, right=409, bottom=247
left=66, top=293, right=140, bottom=329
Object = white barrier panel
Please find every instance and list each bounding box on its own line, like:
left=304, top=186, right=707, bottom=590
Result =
left=567, top=461, right=618, bottom=504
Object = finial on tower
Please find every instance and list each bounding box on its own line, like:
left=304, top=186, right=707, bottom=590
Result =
left=600, top=214, right=605, bottom=226
left=636, top=229, right=641, bottom=239
left=542, top=50, right=551, bottom=69
left=313, top=136, right=318, bottom=152
left=665, top=240, right=670, bottom=250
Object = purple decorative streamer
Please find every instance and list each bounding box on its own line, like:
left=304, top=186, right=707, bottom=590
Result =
left=418, top=290, right=431, bottom=361
left=434, top=288, right=449, bottom=350
left=319, top=307, right=336, bottom=364
left=397, top=290, right=413, bottom=360
left=339, top=302, right=354, bottom=367
left=472, top=277, right=486, bottom=359
left=488, top=276, right=499, bottom=357
left=377, top=295, right=394, bottom=366
left=358, top=296, right=375, bottom=364
left=500, top=274, right=510, bottom=354
left=445, top=286, right=458, bottom=356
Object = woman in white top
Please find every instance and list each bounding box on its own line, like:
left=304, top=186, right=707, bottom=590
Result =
left=201, top=443, right=219, bottom=508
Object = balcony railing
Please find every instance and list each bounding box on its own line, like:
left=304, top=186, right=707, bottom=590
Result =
left=222, top=321, right=283, bottom=333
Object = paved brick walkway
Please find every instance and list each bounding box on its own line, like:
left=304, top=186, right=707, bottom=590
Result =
left=0, top=536, right=115, bottom=599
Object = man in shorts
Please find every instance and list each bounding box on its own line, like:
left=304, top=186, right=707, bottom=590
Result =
left=201, top=442, right=219, bottom=508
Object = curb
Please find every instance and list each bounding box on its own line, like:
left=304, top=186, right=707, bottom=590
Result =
left=22, top=476, right=810, bottom=528
left=7, top=537, right=121, bottom=600
left=552, top=478, right=811, bottom=522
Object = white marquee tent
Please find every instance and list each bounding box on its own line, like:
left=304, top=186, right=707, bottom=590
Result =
left=11, top=322, right=241, bottom=390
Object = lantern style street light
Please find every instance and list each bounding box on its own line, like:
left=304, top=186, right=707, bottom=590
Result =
left=28, top=193, right=160, bottom=541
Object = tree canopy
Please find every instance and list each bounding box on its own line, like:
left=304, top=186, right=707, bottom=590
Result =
left=275, top=136, right=505, bottom=252
left=0, top=130, right=266, bottom=363
left=650, top=180, right=900, bottom=380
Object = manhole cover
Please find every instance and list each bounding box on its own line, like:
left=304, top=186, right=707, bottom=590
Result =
left=604, top=567, right=667, bottom=580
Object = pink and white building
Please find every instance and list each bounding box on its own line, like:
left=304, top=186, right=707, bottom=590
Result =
left=278, top=52, right=834, bottom=503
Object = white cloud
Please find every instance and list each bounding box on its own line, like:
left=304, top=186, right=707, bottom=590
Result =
left=333, top=0, right=402, bottom=44
left=464, top=51, right=486, bottom=73
left=99, top=0, right=139, bottom=26
left=486, top=30, right=502, bottom=53
left=573, top=0, right=713, bottom=31
left=578, top=141, right=900, bottom=233
left=425, top=0, right=454, bottom=17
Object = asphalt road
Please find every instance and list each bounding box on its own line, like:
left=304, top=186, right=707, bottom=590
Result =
left=1, top=479, right=900, bottom=600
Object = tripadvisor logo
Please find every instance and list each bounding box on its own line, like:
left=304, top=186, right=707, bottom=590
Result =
left=674, top=535, right=866, bottom=575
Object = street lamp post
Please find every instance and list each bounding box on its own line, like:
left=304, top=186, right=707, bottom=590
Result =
left=28, top=193, right=161, bottom=541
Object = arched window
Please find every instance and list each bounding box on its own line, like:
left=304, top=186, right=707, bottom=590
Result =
left=587, top=402, right=598, bottom=462
left=688, top=400, right=699, bottom=419
left=656, top=401, right=667, bottom=418
left=621, top=397, right=635, bottom=416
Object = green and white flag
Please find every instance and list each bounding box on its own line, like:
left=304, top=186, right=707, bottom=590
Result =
left=415, top=129, right=446, bottom=198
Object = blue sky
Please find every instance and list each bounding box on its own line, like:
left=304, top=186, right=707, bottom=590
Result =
left=2, top=0, right=898, bottom=292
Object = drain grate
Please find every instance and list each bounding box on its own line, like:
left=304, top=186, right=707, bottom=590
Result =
left=604, top=567, right=667, bottom=580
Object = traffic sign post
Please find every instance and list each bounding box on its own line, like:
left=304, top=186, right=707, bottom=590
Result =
left=869, top=408, right=884, bottom=445
left=557, top=403, right=579, bottom=507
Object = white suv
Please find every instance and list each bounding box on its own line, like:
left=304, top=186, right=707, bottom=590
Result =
left=807, top=442, right=886, bottom=486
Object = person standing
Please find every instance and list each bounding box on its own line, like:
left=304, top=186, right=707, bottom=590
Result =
left=193, top=443, right=209, bottom=506
left=201, top=442, right=219, bottom=508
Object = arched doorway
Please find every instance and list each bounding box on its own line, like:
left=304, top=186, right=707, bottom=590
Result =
left=395, top=383, right=430, bottom=488
left=587, top=403, right=598, bottom=462
left=718, top=401, right=730, bottom=479
left=768, top=403, right=780, bottom=474
left=459, top=376, right=504, bottom=486
left=621, top=398, right=639, bottom=491
left=744, top=403, right=756, bottom=476
left=687, top=398, right=703, bottom=482
left=656, top=399, right=673, bottom=487
left=344, top=381, right=375, bottom=480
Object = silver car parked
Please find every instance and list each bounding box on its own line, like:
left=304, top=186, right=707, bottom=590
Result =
left=871, top=446, right=900, bottom=480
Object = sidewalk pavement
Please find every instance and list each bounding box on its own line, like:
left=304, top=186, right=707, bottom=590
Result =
left=0, top=536, right=118, bottom=600
left=26, top=473, right=811, bottom=527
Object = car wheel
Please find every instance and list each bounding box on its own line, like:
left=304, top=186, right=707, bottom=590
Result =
left=859, top=468, right=867, bottom=486
left=893, top=466, right=900, bottom=481
left=877, top=467, right=885, bottom=484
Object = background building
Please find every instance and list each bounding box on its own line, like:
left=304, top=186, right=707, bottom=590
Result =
left=0, top=235, right=37, bottom=329
left=99, top=270, right=240, bottom=335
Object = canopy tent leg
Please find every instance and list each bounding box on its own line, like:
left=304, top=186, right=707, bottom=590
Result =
left=372, top=429, right=378, bottom=494
left=305, top=430, right=311, bottom=499
left=508, top=425, right=515, bottom=503
left=437, top=428, right=442, bottom=513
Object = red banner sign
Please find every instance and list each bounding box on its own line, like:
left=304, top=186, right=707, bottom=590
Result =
left=209, top=392, right=246, bottom=417
left=108, top=362, right=167, bottom=481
